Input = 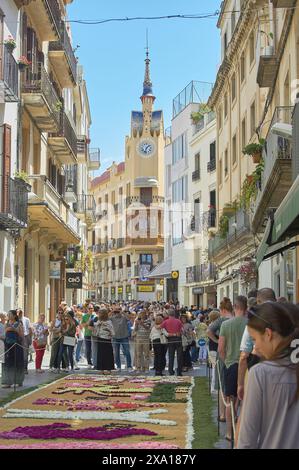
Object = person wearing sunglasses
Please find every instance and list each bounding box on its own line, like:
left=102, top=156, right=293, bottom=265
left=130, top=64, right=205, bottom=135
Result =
left=237, top=302, right=299, bottom=449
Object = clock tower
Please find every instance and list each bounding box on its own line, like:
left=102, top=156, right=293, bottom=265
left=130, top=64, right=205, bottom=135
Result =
left=125, top=50, right=165, bottom=193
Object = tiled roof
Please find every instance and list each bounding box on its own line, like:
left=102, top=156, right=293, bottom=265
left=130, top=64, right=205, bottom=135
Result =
left=91, top=170, right=110, bottom=188
left=117, top=162, right=125, bottom=174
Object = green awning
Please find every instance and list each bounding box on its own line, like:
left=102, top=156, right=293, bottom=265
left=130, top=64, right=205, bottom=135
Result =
left=271, top=175, right=299, bottom=244
left=256, top=176, right=299, bottom=267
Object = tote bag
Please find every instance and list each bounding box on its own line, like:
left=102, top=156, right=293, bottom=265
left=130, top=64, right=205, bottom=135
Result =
left=63, top=336, right=76, bottom=347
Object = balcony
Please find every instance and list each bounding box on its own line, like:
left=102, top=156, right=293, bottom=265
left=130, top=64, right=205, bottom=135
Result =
left=126, top=235, right=164, bottom=246
left=257, top=45, right=279, bottom=88
left=190, top=209, right=216, bottom=232
left=186, top=263, right=217, bottom=284
left=117, top=238, right=125, bottom=249
left=91, top=243, right=108, bottom=255
left=126, top=195, right=165, bottom=208
left=209, top=209, right=251, bottom=259
left=207, top=159, right=216, bottom=172
left=77, top=135, right=88, bottom=163
left=74, top=194, right=96, bottom=226
left=251, top=106, right=294, bottom=233
left=88, top=148, right=101, bottom=171
left=27, top=175, right=80, bottom=244
left=0, top=178, right=29, bottom=230
left=48, top=111, right=77, bottom=164
left=193, top=118, right=204, bottom=136
left=192, top=169, right=200, bottom=181
left=49, top=20, right=77, bottom=88
left=22, top=64, right=61, bottom=133
left=20, top=0, right=61, bottom=41
left=0, top=46, right=18, bottom=102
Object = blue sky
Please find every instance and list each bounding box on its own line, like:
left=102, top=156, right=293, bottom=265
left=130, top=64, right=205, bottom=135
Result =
left=68, top=0, right=222, bottom=173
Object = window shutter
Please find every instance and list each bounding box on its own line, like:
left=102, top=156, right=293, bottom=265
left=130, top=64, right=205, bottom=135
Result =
left=22, top=12, right=28, bottom=57
left=2, top=124, right=12, bottom=213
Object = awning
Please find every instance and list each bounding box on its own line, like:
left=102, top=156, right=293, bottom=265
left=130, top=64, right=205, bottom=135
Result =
left=256, top=175, right=299, bottom=266
left=148, top=258, right=172, bottom=278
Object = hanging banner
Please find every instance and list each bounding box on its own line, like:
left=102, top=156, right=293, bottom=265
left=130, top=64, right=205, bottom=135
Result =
left=49, top=261, right=61, bottom=279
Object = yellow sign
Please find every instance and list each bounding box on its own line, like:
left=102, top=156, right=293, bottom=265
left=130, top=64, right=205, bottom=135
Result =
left=137, top=285, right=155, bottom=293
left=171, top=271, right=179, bottom=280
left=160, top=279, right=164, bottom=285
left=118, top=287, right=123, bottom=293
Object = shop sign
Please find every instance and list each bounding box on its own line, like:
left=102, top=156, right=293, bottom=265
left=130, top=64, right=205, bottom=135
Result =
left=192, top=287, right=204, bottom=295
left=66, top=272, right=83, bottom=289
left=118, top=287, right=123, bottom=293
left=137, top=285, right=155, bottom=293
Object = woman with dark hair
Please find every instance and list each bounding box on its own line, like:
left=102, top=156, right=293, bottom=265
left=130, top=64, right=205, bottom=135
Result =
left=57, top=312, right=76, bottom=372
left=237, top=302, right=299, bottom=449
left=1, top=310, right=24, bottom=388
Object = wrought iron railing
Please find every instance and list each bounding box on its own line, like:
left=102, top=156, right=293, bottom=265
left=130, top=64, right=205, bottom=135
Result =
left=207, top=159, right=216, bottom=172
left=1, top=46, right=18, bottom=101
left=192, top=169, right=200, bottom=181
left=22, top=63, right=61, bottom=125
left=64, top=165, right=78, bottom=195
left=44, top=0, right=61, bottom=38
left=209, top=209, right=250, bottom=256
left=89, top=148, right=101, bottom=164
left=74, top=194, right=96, bottom=214
left=52, top=110, right=77, bottom=158
left=0, top=177, right=29, bottom=229
left=49, top=20, right=77, bottom=84
left=186, top=263, right=217, bottom=283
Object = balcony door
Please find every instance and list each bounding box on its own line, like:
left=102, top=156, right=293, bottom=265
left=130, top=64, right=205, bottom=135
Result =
left=140, top=187, right=152, bottom=205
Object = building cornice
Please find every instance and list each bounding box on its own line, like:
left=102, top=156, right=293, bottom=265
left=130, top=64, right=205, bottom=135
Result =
left=208, top=0, right=255, bottom=109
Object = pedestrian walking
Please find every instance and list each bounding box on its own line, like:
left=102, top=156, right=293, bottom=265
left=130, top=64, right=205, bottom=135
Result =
left=17, top=309, right=32, bottom=374
left=150, top=315, right=167, bottom=376
left=57, top=312, right=77, bottom=372
left=32, top=314, right=49, bottom=373
left=133, top=310, right=151, bottom=373
left=160, top=309, right=183, bottom=376
left=92, top=308, right=115, bottom=373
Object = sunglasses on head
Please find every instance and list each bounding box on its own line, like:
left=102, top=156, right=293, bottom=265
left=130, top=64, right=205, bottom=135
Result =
left=247, top=308, right=273, bottom=328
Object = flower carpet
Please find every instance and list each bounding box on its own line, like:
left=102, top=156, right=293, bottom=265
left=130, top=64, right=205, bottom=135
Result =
left=0, top=374, right=195, bottom=449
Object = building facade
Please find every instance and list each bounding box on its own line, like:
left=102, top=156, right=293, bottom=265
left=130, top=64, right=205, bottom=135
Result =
left=0, top=0, right=99, bottom=320
left=151, top=82, right=217, bottom=307
left=91, top=52, right=165, bottom=301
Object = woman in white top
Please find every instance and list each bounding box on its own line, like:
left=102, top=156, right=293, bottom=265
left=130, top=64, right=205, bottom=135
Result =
left=237, top=302, right=299, bottom=449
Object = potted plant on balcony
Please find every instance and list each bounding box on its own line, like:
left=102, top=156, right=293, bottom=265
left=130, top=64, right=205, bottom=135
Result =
left=54, top=100, right=63, bottom=112
left=240, top=174, right=257, bottom=210
left=17, top=56, right=31, bottom=72
left=219, top=215, right=229, bottom=239
left=243, top=139, right=265, bottom=164
left=260, top=31, right=274, bottom=56
left=222, top=200, right=238, bottom=216
left=191, top=103, right=210, bottom=124
left=4, top=36, right=17, bottom=54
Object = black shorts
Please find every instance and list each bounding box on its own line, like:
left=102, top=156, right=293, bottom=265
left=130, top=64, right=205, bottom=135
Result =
left=224, top=363, right=238, bottom=397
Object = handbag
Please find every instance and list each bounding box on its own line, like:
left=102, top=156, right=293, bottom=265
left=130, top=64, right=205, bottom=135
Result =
left=63, top=336, right=76, bottom=347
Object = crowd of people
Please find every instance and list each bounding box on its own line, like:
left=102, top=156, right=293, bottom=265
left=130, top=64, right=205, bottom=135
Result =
left=1, top=289, right=299, bottom=449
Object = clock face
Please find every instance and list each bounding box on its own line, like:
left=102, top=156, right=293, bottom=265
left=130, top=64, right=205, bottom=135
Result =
left=137, top=139, right=155, bottom=158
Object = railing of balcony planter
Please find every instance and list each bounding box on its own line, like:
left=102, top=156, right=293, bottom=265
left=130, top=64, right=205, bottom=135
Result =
left=2, top=45, right=18, bottom=100
left=22, top=63, right=61, bottom=125
left=207, top=159, right=216, bottom=172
